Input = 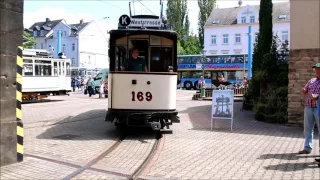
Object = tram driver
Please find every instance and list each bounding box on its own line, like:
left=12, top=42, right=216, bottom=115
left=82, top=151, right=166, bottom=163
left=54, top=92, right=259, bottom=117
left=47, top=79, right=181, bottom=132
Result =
left=121, top=47, right=148, bottom=72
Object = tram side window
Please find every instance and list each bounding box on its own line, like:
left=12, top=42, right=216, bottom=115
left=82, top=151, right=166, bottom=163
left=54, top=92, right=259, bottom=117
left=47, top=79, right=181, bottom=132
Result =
left=54, top=62, right=58, bottom=76
left=115, top=46, right=126, bottom=71
left=23, top=64, right=33, bottom=76
left=35, top=65, right=52, bottom=76
left=66, top=63, right=71, bottom=76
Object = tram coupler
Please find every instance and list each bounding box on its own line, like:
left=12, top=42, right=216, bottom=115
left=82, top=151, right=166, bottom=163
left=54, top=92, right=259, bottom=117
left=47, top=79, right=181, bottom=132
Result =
left=150, top=121, right=161, bottom=131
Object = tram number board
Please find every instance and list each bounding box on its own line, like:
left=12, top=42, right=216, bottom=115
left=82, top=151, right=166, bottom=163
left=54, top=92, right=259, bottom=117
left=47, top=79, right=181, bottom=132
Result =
left=131, top=91, right=152, bottom=102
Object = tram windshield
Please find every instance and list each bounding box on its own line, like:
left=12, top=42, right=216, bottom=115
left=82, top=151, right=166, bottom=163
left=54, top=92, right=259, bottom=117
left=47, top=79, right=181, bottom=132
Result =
left=111, top=32, right=177, bottom=73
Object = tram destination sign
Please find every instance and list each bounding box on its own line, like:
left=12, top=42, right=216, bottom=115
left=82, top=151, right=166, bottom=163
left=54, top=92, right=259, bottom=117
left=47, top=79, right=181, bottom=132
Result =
left=119, top=14, right=162, bottom=28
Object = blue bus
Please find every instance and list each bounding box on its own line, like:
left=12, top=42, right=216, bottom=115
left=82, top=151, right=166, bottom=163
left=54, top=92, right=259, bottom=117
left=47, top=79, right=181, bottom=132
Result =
left=177, top=54, right=249, bottom=90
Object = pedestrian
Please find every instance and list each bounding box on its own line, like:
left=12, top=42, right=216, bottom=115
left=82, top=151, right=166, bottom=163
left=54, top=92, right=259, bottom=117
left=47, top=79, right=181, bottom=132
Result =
left=86, top=76, right=95, bottom=97
left=299, top=63, right=320, bottom=162
left=99, top=79, right=105, bottom=98
left=198, top=76, right=206, bottom=89
left=71, top=77, right=76, bottom=92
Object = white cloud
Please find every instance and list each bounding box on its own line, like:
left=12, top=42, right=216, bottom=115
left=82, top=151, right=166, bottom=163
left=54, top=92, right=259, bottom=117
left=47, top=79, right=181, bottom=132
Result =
left=24, top=7, right=105, bottom=28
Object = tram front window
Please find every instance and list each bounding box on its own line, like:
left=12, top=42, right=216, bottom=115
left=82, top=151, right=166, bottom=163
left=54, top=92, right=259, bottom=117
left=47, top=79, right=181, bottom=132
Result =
left=121, top=47, right=148, bottom=72
left=150, top=47, right=173, bottom=72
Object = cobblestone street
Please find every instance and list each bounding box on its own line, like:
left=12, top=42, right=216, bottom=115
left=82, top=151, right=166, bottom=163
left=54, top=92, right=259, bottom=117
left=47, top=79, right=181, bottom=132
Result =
left=0, top=90, right=319, bottom=179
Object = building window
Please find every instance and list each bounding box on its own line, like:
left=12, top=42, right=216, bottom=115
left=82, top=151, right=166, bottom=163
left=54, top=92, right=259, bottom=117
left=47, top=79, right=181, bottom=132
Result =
left=282, top=31, right=288, bottom=41
left=71, top=58, right=75, bottom=65
left=241, top=16, right=246, bottom=24
left=40, top=30, right=44, bottom=36
left=223, top=34, right=229, bottom=44
left=235, top=34, right=241, bottom=43
left=34, top=43, right=37, bottom=49
left=211, top=35, right=216, bottom=44
left=33, top=31, right=37, bottom=37
left=41, top=43, right=44, bottom=49
left=63, top=44, right=66, bottom=52
left=72, top=43, right=75, bottom=51
left=250, top=16, right=255, bottom=23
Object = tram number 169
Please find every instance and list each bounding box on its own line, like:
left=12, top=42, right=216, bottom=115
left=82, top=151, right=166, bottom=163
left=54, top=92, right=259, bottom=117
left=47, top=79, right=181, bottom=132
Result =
left=131, top=91, right=152, bottom=102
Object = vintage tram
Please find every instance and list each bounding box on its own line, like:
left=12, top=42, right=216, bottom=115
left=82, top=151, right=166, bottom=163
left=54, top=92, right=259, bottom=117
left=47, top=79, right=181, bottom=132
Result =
left=22, top=49, right=72, bottom=102
left=105, top=14, right=180, bottom=131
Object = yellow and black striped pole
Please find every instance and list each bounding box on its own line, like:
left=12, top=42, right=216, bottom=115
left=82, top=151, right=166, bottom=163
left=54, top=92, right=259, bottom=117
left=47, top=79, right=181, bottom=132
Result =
left=16, top=46, right=23, bottom=162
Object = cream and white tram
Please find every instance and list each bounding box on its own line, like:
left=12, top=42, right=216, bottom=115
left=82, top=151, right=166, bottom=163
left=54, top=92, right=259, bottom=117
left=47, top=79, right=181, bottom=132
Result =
left=105, top=15, right=180, bottom=131
left=22, top=49, right=72, bottom=101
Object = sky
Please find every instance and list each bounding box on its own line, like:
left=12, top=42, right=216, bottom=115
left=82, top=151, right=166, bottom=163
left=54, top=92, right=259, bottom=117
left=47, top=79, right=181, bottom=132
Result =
left=24, top=0, right=289, bottom=34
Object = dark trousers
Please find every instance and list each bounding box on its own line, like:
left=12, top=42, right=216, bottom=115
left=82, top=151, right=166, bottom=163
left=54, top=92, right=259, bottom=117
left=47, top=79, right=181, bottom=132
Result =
left=87, top=86, right=93, bottom=97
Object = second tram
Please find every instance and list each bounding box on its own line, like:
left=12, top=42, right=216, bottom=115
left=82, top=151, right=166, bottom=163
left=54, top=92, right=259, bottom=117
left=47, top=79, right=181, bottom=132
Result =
left=22, top=49, right=72, bottom=102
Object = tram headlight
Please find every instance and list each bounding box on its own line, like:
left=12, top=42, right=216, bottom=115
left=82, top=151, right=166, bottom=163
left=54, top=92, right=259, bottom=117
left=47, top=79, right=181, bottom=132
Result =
left=162, top=16, right=167, bottom=24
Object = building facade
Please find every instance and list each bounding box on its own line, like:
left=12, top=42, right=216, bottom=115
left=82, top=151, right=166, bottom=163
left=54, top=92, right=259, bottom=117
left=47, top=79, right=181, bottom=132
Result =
left=26, top=18, right=109, bottom=69
left=288, top=0, right=320, bottom=125
left=204, top=2, right=290, bottom=55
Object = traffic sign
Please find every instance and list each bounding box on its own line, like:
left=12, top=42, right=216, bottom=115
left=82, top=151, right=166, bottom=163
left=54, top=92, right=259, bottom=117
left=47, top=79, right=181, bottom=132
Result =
left=119, top=14, right=131, bottom=26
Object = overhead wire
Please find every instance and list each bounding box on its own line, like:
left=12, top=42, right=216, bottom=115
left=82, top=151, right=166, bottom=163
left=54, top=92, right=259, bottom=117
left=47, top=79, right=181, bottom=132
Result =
left=136, top=0, right=156, bottom=15
left=98, top=0, right=127, bottom=10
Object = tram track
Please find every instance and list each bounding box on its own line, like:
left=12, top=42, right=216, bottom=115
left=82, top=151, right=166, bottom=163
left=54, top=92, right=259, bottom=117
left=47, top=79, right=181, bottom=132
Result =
left=26, top=130, right=164, bottom=180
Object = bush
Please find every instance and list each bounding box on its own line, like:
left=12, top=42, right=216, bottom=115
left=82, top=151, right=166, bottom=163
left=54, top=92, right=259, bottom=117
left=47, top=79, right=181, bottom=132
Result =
left=275, top=87, right=288, bottom=98
left=253, top=103, right=266, bottom=121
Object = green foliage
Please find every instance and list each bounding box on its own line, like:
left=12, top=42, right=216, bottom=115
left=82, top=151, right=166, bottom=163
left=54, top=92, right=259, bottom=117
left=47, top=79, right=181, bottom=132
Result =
left=255, top=0, right=273, bottom=71
left=197, top=0, right=215, bottom=49
left=275, top=87, right=288, bottom=98
left=178, top=35, right=201, bottom=55
left=264, top=89, right=277, bottom=108
left=23, top=31, right=36, bottom=49
left=166, top=0, right=189, bottom=40
left=166, top=0, right=200, bottom=55
left=253, top=102, right=265, bottom=121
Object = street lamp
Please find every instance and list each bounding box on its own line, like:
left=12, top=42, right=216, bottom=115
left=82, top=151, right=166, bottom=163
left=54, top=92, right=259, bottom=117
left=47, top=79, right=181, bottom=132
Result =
left=200, top=49, right=207, bottom=98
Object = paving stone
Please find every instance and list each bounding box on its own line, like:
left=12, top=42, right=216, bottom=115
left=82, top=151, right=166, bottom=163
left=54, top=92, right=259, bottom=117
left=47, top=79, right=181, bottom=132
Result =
left=1, top=90, right=319, bottom=179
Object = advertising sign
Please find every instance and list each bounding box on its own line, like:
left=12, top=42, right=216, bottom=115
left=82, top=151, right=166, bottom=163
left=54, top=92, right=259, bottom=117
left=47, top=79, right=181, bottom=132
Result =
left=178, top=63, right=245, bottom=70
left=196, top=64, right=202, bottom=70
left=211, top=90, right=234, bottom=130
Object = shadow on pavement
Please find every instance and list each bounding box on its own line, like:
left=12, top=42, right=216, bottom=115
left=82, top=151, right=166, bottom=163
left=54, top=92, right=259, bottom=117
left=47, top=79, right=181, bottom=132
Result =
left=264, top=162, right=319, bottom=171
left=178, top=102, right=311, bottom=139
left=22, top=99, right=65, bottom=104
left=36, top=109, right=158, bottom=141
left=259, top=153, right=320, bottom=161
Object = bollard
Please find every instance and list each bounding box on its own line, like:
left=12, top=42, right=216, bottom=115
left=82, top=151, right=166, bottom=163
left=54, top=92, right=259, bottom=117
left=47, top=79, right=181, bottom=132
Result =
left=200, top=87, right=205, bottom=98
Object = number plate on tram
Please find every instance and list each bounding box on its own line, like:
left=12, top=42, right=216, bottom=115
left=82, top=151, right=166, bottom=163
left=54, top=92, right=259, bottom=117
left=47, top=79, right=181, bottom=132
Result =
left=131, top=91, right=153, bottom=101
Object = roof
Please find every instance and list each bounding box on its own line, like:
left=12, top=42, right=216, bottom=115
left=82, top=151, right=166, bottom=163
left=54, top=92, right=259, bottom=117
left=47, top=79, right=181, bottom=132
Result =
left=69, top=22, right=90, bottom=36
left=205, top=2, right=290, bottom=27
left=28, top=19, right=63, bottom=35
left=27, top=19, right=90, bottom=37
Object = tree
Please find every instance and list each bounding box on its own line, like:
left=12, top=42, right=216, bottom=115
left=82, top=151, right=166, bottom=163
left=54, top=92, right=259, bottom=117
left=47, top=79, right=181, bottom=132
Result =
left=250, top=0, right=273, bottom=100
left=252, top=0, right=273, bottom=71
left=166, top=0, right=200, bottom=55
left=166, top=0, right=189, bottom=39
left=23, top=31, right=36, bottom=49
left=178, top=35, right=201, bottom=55
left=197, top=0, right=215, bottom=49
